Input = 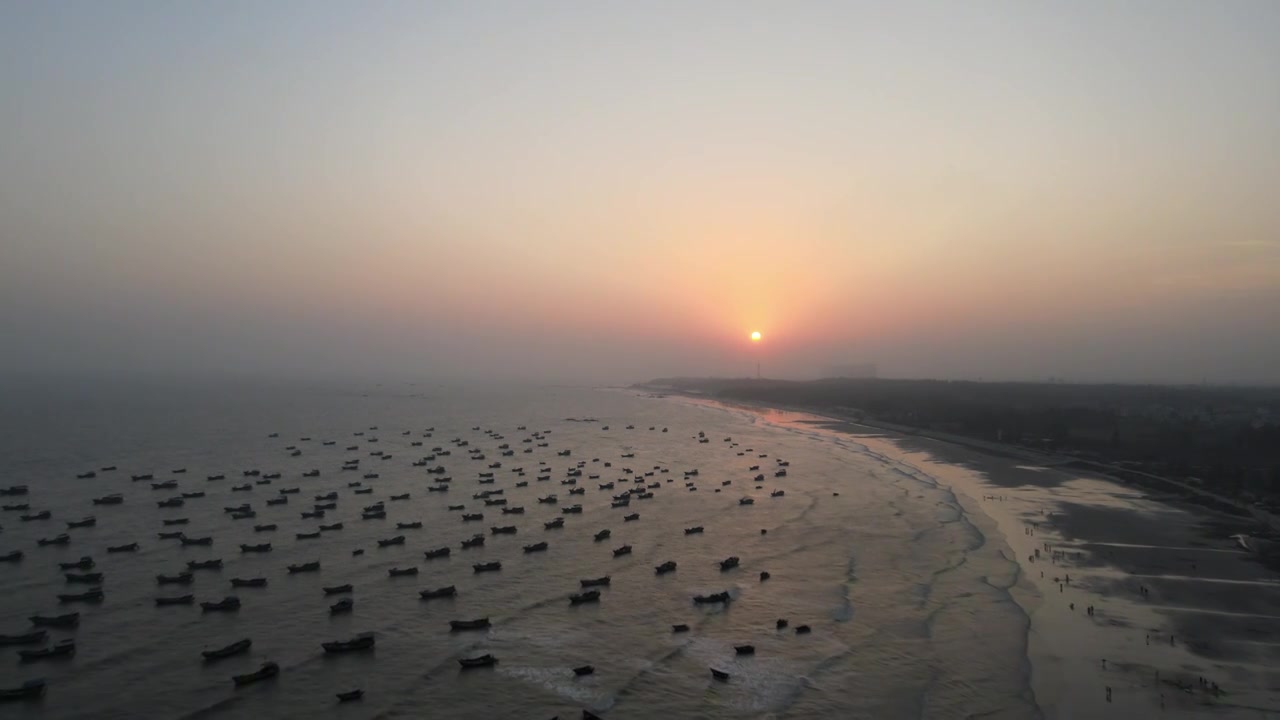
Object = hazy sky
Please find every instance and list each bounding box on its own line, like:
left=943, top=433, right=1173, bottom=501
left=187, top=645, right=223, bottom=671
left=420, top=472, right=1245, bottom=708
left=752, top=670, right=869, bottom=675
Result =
left=3, top=1, right=1278, bottom=384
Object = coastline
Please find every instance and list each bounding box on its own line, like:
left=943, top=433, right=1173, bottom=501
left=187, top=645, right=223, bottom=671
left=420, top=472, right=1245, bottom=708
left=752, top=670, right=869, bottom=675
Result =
left=656, top=391, right=1280, bottom=719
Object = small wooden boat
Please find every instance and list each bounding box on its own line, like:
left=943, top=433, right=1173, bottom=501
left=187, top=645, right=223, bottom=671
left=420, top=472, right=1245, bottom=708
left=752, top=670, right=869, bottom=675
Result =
left=771, top=490, right=785, bottom=497
left=207, top=474, right=225, bottom=481
left=92, top=494, right=124, bottom=505
left=187, top=559, right=223, bottom=570
left=351, top=549, right=364, bottom=556
left=158, top=531, right=184, bottom=540
left=461, top=512, right=483, bottom=522
left=0, top=679, right=46, bottom=701
left=353, top=488, right=373, bottom=495
left=458, top=653, right=497, bottom=668
left=336, top=689, right=364, bottom=702
left=424, top=546, right=451, bottom=559
left=569, top=590, right=600, bottom=605
left=229, top=511, right=255, bottom=520
left=29, top=613, right=79, bottom=628
left=522, top=541, right=548, bottom=553
left=287, top=561, right=320, bottom=573
left=1, top=503, right=30, bottom=511
left=254, top=524, right=277, bottom=532
left=537, top=495, right=558, bottom=504
left=579, top=576, right=611, bottom=587
left=419, top=585, right=456, bottom=600
left=203, top=638, right=251, bottom=660
left=500, top=506, right=524, bottom=514
left=623, top=513, right=640, bottom=522
left=448, top=618, right=489, bottom=631
left=330, top=598, right=354, bottom=614
left=573, top=664, right=595, bottom=676
left=460, top=535, right=485, bottom=548
left=37, top=534, right=70, bottom=546
left=151, top=481, right=178, bottom=490
left=361, top=511, right=386, bottom=520
left=376, top=535, right=405, bottom=547
left=390, top=493, right=409, bottom=501
left=734, top=644, right=755, bottom=655
left=64, top=572, right=102, bottom=584
left=396, top=521, right=423, bottom=529
left=543, top=518, right=565, bottom=530
left=296, top=531, right=321, bottom=540
left=232, top=661, right=278, bottom=686
left=180, top=536, right=213, bottom=546
left=671, top=624, right=690, bottom=633
left=57, top=589, right=103, bottom=603
left=612, top=545, right=632, bottom=557
left=655, top=561, right=677, bottom=575
left=0, top=550, right=22, bottom=562
left=58, top=556, right=93, bottom=570
left=472, top=561, right=501, bottom=573
left=230, top=577, right=267, bottom=588
left=562, top=504, right=583, bottom=513
left=719, top=556, right=740, bottom=571
left=321, top=632, right=374, bottom=653
left=323, top=584, right=353, bottom=595
left=776, top=618, right=788, bottom=629
left=182, top=491, right=206, bottom=498
left=760, top=571, right=771, bottom=581
left=568, top=487, right=585, bottom=496
left=157, top=498, right=184, bottom=508
left=66, top=516, right=96, bottom=529
left=266, top=497, right=287, bottom=506
left=163, top=518, right=190, bottom=526
left=387, top=566, right=418, bottom=577
left=738, top=498, right=754, bottom=506
left=19, top=639, right=75, bottom=661
left=490, top=525, right=516, bottom=535
left=0, top=630, right=46, bottom=645
left=239, top=543, right=272, bottom=553
left=155, top=593, right=194, bottom=606
left=684, top=526, right=704, bottom=535
left=710, top=668, right=729, bottom=681
left=693, top=591, right=731, bottom=604
left=201, top=596, right=241, bottom=612
left=157, top=572, right=193, bottom=585
left=795, top=625, right=811, bottom=634
left=301, top=510, right=325, bottom=519
left=594, top=529, right=611, bottom=541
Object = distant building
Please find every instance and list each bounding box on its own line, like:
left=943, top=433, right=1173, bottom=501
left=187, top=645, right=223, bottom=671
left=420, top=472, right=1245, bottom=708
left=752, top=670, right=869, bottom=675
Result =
left=822, top=363, right=877, bottom=379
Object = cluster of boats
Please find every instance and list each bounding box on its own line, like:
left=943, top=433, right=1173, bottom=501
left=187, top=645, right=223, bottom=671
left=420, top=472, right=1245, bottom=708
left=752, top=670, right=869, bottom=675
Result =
left=1, top=420, right=805, bottom=707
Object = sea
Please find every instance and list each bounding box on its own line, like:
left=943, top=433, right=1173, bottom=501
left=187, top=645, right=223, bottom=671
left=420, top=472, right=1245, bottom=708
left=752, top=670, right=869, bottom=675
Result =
left=0, top=378, right=1037, bottom=719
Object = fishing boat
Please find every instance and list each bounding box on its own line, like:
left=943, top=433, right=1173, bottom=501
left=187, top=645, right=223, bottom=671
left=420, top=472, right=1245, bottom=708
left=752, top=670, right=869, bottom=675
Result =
left=776, top=618, right=788, bottom=629
left=321, top=632, right=374, bottom=653
left=419, top=585, right=456, bottom=600
left=569, top=590, right=600, bottom=605
left=254, top=524, right=277, bottom=532
left=655, top=561, right=677, bottom=575
left=187, top=559, right=223, bottom=570
left=684, top=526, right=704, bottom=535
left=376, top=535, right=405, bottom=547
left=458, top=653, right=497, bottom=668
left=795, top=625, right=811, bottom=634
left=423, top=546, right=451, bottom=559
left=162, top=518, right=190, bottom=526
left=287, top=561, right=320, bottom=573
left=719, top=556, right=740, bottom=570
left=612, top=545, right=632, bottom=557
left=201, top=596, right=241, bottom=612
left=623, top=513, right=639, bottom=522
left=522, top=541, right=548, bottom=553
left=0, top=551, right=22, bottom=562
left=693, top=591, right=731, bottom=604
left=180, top=536, right=212, bottom=546
left=230, top=577, right=268, bottom=588
left=58, top=556, right=93, bottom=570
left=396, top=521, right=423, bottom=529
left=771, top=489, right=785, bottom=497
left=593, top=529, right=611, bottom=542
left=239, top=543, right=271, bottom=553
left=232, top=661, right=278, bottom=686
left=734, top=644, right=755, bottom=655
left=448, top=618, right=490, bottom=631
left=472, top=561, right=501, bottom=573
left=336, top=689, right=364, bottom=702
left=155, top=594, right=194, bottom=606
left=266, top=497, right=287, bottom=506
left=460, top=535, right=485, bottom=548
left=490, top=526, right=516, bottom=535
left=544, top=518, right=565, bottom=529
left=387, top=566, right=418, bottom=577
left=157, top=572, right=193, bottom=585
left=158, top=531, right=184, bottom=540
left=329, top=598, right=354, bottom=614
left=64, top=572, right=102, bottom=584
left=202, top=638, right=251, bottom=660
left=0, top=630, right=46, bottom=645
left=296, top=531, right=320, bottom=540
left=671, top=624, right=690, bottom=633
left=361, top=511, right=386, bottom=520
left=19, top=639, right=75, bottom=661
left=710, top=668, right=730, bottom=681
left=573, top=665, right=595, bottom=676
left=29, top=613, right=78, bottom=628
left=92, top=494, right=124, bottom=505
left=0, top=679, right=46, bottom=701
left=322, top=584, right=353, bottom=595
left=57, top=589, right=103, bottom=603
left=66, top=516, right=96, bottom=529
left=157, top=498, right=184, bottom=508
left=37, top=534, right=70, bottom=546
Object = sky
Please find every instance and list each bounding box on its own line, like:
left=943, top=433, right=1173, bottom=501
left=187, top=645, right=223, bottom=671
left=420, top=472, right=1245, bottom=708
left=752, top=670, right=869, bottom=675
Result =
left=2, top=1, right=1278, bottom=384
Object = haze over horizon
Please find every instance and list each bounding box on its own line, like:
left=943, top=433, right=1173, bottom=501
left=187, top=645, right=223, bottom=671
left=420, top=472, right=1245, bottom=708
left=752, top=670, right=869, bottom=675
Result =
left=3, top=2, right=1279, bottom=386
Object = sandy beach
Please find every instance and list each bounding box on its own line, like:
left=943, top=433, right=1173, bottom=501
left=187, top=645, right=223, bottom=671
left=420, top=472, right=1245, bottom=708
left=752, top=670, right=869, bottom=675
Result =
left=685, top=397, right=1280, bottom=718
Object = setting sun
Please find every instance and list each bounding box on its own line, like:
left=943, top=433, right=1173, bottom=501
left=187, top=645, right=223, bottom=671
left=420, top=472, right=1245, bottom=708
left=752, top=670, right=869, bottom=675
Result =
left=750, top=331, right=762, bottom=342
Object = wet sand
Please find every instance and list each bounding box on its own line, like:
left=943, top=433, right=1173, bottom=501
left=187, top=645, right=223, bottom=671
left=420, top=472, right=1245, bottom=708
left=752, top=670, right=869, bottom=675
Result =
left=687, top=398, right=1280, bottom=718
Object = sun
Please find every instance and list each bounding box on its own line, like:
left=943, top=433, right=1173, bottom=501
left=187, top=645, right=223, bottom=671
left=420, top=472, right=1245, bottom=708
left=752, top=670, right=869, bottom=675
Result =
left=750, top=331, right=762, bottom=342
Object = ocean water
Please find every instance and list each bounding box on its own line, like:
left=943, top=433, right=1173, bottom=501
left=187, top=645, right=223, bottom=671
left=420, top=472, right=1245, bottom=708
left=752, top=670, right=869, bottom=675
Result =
left=0, top=379, right=1036, bottom=719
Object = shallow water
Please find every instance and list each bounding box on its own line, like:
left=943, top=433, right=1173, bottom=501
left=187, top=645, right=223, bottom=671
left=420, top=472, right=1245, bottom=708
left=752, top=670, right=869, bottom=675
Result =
left=0, top=380, right=1036, bottom=719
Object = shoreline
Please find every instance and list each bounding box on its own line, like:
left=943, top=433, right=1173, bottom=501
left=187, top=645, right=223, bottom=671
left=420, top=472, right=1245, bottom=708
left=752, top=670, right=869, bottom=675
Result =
left=654, top=390, right=1280, bottom=718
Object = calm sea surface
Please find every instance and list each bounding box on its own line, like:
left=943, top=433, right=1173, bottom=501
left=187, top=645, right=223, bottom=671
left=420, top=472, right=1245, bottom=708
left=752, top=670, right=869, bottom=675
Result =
left=0, top=379, right=1036, bottom=719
